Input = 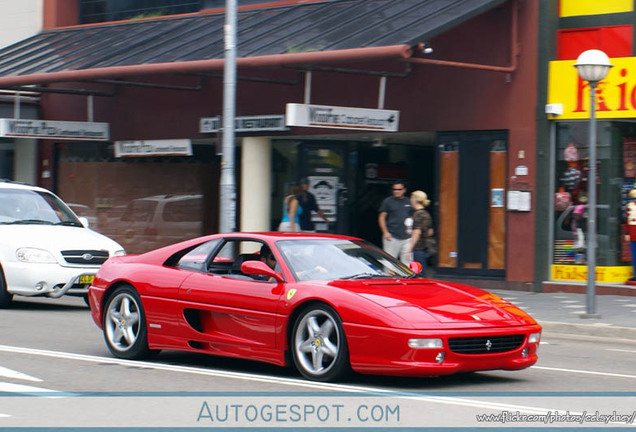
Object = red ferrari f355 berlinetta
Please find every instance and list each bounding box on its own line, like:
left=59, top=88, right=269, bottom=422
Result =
left=89, top=232, right=541, bottom=382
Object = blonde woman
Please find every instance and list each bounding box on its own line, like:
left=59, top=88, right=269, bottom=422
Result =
left=408, top=190, right=433, bottom=276
left=278, top=184, right=303, bottom=232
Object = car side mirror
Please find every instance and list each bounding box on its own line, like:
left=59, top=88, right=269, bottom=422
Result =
left=409, top=261, right=422, bottom=274
left=241, top=261, right=284, bottom=282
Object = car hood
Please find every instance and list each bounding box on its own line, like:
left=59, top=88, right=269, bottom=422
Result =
left=328, top=279, right=536, bottom=329
left=0, top=224, right=124, bottom=253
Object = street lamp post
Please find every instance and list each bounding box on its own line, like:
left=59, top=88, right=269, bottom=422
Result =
left=219, top=0, right=238, bottom=233
left=574, top=49, right=613, bottom=318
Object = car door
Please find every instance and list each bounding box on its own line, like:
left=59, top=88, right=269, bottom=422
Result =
left=177, top=238, right=285, bottom=359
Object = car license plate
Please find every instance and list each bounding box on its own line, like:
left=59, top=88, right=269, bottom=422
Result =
left=79, top=275, right=95, bottom=284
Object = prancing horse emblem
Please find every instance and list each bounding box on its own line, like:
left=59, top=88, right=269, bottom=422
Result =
left=485, top=339, right=493, bottom=351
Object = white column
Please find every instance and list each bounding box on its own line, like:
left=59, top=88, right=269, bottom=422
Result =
left=240, top=137, right=272, bottom=232
left=14, top=138, right=37, bottom=184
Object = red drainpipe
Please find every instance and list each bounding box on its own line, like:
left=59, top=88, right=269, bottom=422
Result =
left=0, top=45, right=412, bottom=87
left=405, top=0, right=519, bottom=73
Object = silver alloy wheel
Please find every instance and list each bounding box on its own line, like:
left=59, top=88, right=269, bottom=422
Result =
left=294, top=309, right=340, bottom=377
left=105, top=292, right=141, bottom=352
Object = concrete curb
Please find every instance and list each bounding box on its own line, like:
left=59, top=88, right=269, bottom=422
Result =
left=539, top=320, right=636, bottom=342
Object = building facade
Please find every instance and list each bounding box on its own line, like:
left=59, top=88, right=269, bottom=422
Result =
left=4, top=0, right=602, bottom=293
left=537, top=0, right=636, bottom=294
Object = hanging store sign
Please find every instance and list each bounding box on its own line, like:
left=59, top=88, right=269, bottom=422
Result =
left=199, top=115, right=288, bottom=133
left=547, top=56, right=636, bottom=120
left=0, top=119, right=109, bottom=140
left=285, top=103, right=399, bottom=132
left=114, top=139, right=193, bottom=157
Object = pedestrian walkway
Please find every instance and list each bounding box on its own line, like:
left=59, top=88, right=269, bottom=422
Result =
left=492, top=289, right=636, bottom=341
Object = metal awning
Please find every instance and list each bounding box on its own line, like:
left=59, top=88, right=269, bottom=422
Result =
left=0, top=0, right=505, bottom=86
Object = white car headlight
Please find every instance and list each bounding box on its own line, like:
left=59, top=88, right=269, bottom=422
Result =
left=113, top=249, right=126, bottom=257
left=16, top=248, right=57, bottom=264
left=408, top=338, right=444, bottom=349
left=528, top=332, right=541, bottom=344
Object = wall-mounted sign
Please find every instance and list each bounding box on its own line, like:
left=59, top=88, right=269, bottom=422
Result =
left=547, top=56, right=636, bottom=119
left=0, top=118, right=109, bottom=141
left=285, top=103, right=399, bottom=132
left=200, top=115, right=288, bottom=133
left=114, top=139, right=193, bottom=157
left=507, top=190, right=531, bottom=211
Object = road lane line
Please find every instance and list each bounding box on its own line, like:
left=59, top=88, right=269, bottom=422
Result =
left=0, top=366, right=42, bottom=382
left=533, top=365, right=636, bottom=379
left=0, top=382, right=63, bottom=397
left=607, top=348, right=636, bottom=354
left=0, top=344, right=576, bottom=416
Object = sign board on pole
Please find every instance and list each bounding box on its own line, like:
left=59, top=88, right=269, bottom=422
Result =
left=0, top=118, right=109, bottom=141
left=114, top=139, right=193, bottom=157
left=200, top=115, right=288, bottom=133
left=285, top=103, right=399, bottom=132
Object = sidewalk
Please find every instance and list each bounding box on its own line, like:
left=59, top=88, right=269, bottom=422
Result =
left=492, top=289, right=636, bottom=341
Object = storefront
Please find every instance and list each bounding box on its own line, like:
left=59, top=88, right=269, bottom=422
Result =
left=547, top=57, right=636, bottom=284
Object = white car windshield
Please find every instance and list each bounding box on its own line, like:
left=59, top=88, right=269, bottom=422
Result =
left=0, top=188, right=82, bottom=226
left=276, top=239, right=414, bottom=281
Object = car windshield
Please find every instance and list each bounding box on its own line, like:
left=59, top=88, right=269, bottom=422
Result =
left=276, top=239, right=414, bottom=281
left=0, top=188, right=82, bottom=226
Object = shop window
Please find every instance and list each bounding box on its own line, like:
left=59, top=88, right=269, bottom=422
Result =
left=552, top=122, right=634, bottom=279
left=557, top=26, right=632, bottom=60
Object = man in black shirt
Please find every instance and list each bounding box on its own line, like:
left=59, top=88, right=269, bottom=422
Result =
left=298, top=178, right=329, bottom=232
left=378, top=180, right=413, bottom=264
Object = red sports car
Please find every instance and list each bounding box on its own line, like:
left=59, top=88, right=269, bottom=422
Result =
left=89, top=232, right=541, bottom=382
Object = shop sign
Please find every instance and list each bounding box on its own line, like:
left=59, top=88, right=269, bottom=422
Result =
left=0, top=118, right=109, bottom=140
left=551, top=264, right=632, bottom=283
left=114, top=139, right=193, bottom=157
left=285, top=103, right=399, bottom=132
left=199, top=115, right=288, bottom=133
left=547, top=57, right=636, bottom=119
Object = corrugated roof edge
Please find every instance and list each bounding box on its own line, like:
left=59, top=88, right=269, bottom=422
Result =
left=47, top=0, right=334, bottom=32
left=0, top=44, right=413, bottom=87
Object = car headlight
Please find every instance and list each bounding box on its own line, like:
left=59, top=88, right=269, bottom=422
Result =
left=113, top=249, right=126, bottom=257
left=408, top=338, right=444, bottom=349
left=16, top=248, right=57, bottom=264
left=528, top=332, right=541, bottom=344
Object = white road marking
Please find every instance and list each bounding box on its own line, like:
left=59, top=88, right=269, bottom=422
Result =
left=0, top=344, right=584, bottom=416
left=0, top=366, right=42, bottom=382
left=533, top=365, right=636, bottom=379
left=607, top=348, right=636, bottom=354
left=0, top=382, right=62, bottom=396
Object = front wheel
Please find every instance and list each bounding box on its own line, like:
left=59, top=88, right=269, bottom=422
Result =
left=291, top=304, right=350, bottom=382
left=102, top=285, right=158, bottom=359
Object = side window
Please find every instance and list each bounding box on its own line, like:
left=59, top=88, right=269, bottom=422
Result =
left=175, top=240, right=221, bottom=272
left=208, top=240, right=268, bottom=278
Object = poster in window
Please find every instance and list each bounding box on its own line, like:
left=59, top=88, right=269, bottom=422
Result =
left=623, top=137, right=636, bottom=178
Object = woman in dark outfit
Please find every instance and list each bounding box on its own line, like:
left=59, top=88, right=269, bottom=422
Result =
left=408, top=190, right=433, bottom=277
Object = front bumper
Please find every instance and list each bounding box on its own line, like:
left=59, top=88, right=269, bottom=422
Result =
left=3, top=261, right=97, bottom=298
left=345, top=322, right=542, bottom=377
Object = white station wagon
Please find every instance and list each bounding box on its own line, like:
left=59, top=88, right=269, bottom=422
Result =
left=0, top=181, right=125, bottom=307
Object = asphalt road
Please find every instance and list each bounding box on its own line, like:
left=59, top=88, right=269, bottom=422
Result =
left=1, top=296, right=636, bottom=429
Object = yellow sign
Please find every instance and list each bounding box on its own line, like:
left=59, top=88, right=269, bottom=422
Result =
left=559, top=0, right=632, bottom=17
left=551, top=265, right=632, bottom=283
left=547, top=57, right=636, bottom=120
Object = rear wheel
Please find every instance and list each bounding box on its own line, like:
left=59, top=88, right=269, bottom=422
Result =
left=291, top=304, right=350, bottom=382
left=102, top=285, right=158, bottom=359
left=0, top=267, right=13, bottom=309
